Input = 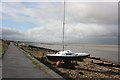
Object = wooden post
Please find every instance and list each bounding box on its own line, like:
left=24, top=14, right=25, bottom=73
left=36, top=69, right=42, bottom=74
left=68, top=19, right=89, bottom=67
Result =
left=91, top=60, right=94, bottom=63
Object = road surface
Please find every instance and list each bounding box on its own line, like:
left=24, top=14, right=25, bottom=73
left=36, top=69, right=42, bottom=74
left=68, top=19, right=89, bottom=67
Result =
left=2, top=43, right=54, bottom=78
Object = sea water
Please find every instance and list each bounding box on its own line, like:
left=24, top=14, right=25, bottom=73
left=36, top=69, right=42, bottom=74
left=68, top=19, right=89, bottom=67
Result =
left=32, top=43, right=118, bottom=64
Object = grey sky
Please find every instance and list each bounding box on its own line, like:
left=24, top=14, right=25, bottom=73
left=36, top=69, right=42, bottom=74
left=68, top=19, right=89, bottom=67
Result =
left=1, top=2, right=118, bottom=44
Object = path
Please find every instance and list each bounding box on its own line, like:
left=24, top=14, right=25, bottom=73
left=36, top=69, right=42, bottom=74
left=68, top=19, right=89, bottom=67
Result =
left=2, top=43, right=55, bottom=78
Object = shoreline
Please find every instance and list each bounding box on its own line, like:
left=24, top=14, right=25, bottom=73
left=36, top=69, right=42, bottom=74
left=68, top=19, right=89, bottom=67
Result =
left=23, top=44, right=119, bottom=65
left=32, top=43, right=119, bottom=64
left=17, top=43, right=120, bottom=79
left=25, top=41, right=119, bottom=46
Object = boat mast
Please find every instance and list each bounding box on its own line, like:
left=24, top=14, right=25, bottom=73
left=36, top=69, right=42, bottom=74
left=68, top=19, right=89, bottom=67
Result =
left=62, top=0, right=65, bottom=51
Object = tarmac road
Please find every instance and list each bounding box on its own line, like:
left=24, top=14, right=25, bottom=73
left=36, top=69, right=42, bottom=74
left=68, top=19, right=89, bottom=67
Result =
left=2, top=43, right=54, bottom=78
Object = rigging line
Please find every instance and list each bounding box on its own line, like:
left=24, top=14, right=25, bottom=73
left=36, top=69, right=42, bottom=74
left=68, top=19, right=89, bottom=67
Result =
left=62, top=0, right=65, bottom=51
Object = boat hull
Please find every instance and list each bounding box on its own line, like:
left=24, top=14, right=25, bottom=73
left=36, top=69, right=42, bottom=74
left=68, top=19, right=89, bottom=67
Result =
left=46, top=55, right=89, bottom=62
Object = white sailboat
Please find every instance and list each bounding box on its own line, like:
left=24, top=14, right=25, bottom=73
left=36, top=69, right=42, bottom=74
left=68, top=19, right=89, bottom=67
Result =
left=46, top=0, right=90, bottom=62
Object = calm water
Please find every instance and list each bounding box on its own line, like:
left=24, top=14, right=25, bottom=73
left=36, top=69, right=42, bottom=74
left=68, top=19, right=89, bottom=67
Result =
left=30, top=43, right=118, bottom=64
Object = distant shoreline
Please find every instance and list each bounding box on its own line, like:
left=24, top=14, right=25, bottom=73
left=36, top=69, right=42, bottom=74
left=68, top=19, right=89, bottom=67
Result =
left=2, top=39, right=118, bottom=45
left=27, top=42, right=119, bottom=46
left=26, top=43, right=119, bottom=64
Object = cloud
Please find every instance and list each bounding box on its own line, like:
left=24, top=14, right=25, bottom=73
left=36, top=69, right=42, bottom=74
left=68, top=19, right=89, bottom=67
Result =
left=1, top=22, right=118, bottom=44
left=65, top=2, right=118, bottom=25
left=2, top=2, right=63, bottom=27
left=25, top=26, right=62, bottom=42
left=2, top=2, right=118, bottom=25
left=64, top=23, right=118, bottom=43
left=1, top=27, right=24, bottom=40
left=1, top=26, right=62, bottom=43
left=1, top=2, right=118, bottom=44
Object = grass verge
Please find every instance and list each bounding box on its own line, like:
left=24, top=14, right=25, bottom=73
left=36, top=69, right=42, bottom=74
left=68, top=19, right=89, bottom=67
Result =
left=0, top=40, right=10, bottom=58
